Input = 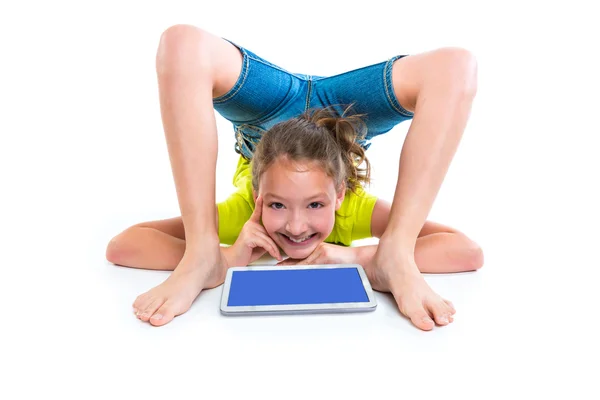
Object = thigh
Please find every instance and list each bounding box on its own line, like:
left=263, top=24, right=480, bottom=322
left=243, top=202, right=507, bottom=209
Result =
left=213, top=39, right=311, bottom=159
left=310, top=55, right=415, bottom=148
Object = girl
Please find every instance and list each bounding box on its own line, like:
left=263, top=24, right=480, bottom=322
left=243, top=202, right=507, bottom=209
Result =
left=107, top=107, right=483, bottom=327
left=108, top=25, right=478, bottom=330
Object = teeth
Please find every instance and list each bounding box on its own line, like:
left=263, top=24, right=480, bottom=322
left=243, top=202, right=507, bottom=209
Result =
left=287, top=234, right=312, bottom=243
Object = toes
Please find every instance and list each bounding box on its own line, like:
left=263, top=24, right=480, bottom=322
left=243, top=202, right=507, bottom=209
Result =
left=133, top=293, right=151, bottom=315
left=149, top=301, right=177, bottom=327
left=409, top=309, right=435, bottom=331
left=428, top=299, right=455, bottom=326
left=138, top=298, right=164, bottom=322
left=392, top=292, right=434, bottom=331
left=444, top=299, right=456, bottom=314
left=398, top=301, right=434, bottom=331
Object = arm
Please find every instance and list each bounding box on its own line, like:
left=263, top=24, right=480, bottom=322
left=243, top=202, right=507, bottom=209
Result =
left=215, top=155, right=256, bottom=244
left=370, top=199, right=391, bottom=238
left=364, top=199, right=483, bottom=274
left=280, top=197, right=478, bottom=273
left=371, top=199, right=459, bottom=238
left=221, top=196, right=282, bottom=267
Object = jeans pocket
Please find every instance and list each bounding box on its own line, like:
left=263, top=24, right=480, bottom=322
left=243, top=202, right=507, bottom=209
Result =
left=234, top=124, right=267, bottom=160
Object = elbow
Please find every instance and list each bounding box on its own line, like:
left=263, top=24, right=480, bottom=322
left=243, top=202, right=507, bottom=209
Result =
left=463, top=237, right=484, bottom=271
left=105, top=232, right=130, bottom=265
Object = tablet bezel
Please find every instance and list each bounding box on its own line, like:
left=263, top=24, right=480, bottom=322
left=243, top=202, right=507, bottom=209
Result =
left=220, top=263, right=377, bottom=315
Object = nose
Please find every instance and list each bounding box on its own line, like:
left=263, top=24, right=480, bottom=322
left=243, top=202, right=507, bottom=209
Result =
left=285, top=211, right=309, bottom=236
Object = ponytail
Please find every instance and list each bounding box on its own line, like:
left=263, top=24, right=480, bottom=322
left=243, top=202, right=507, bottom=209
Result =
left=251, top=104, right=372, bottom=193
left=305, top=105, right=371, bottom=193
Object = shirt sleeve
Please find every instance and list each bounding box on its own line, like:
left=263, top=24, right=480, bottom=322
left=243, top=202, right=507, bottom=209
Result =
left=217, top=193, right=253, bottom=245
left=325, top=185, right=377, bottom=246
left=216, top=156, right=255, bottom=245
left=350, top=187, right=377, bottom=241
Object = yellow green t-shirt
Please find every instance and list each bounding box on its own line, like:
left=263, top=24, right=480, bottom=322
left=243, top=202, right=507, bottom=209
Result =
left=217, top=156, right=377, bottom=246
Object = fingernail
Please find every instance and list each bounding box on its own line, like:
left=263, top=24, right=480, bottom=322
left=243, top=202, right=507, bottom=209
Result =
left=133, top=308, right=138, bottom=314
left=440, top=315, right=449, bottom=324
left=422, top=316, right=434, bottom=324
left=151, top=314, right=163, bottom=320
left=141, top=312, right=150, bottom=318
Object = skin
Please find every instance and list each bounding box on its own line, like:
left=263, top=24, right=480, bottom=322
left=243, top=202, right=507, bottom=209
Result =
left=110, top=25, right=479, bottom=329
left=256, top=157, right=345, bottom=261
left=107, top=157, right=483, bottom=325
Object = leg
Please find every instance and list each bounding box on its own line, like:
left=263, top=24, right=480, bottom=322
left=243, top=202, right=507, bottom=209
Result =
left=131, top=25, right=243, bottom=326
left=372, top=48, right=478, bottom=330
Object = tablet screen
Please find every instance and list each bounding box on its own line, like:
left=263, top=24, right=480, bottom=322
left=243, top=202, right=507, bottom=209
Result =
left=227, top=267, right=369, bottom=306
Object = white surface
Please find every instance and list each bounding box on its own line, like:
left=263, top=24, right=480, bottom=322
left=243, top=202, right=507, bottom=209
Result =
left=1, top=1, right=599, bottom=399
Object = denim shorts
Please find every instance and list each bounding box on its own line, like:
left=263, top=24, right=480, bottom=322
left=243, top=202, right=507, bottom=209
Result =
left=212, top=39, right=414, bottom=160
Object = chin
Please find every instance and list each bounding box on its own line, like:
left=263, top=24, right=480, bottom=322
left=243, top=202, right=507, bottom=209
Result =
left=284, top=247, right=316, bottom=260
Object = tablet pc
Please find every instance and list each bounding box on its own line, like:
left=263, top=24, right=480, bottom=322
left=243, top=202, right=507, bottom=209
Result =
left=220, top=264, right=377, bottom=316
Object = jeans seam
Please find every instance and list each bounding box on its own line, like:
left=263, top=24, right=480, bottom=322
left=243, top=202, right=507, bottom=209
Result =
left=213, top=49, right=250, bottom=104
left=246, top=54, right=302, bottom=78
left=305, top=75, right=313, bottom=111
left=383, top=56, right=415, bottom=117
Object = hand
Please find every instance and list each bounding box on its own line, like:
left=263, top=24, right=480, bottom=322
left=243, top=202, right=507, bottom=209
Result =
left=228, top=196, right=282, bottom=266
left=276, top=242, right=358, bottom=266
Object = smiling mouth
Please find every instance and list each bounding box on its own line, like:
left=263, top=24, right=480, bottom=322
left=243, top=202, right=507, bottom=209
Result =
left=279, top=233, right=318, bottom=245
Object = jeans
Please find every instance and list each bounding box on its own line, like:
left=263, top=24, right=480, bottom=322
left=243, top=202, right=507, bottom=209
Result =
left=213, top=38, right=414, bottom=160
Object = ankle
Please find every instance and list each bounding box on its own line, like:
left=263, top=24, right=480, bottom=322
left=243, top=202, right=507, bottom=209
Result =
left=378, top=234, right=416, bottom=257
left=183, top=234, right=221, bottom=257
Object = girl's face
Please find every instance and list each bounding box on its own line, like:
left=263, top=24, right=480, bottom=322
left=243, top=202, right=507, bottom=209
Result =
left=256, top=157, right=345, bottom=260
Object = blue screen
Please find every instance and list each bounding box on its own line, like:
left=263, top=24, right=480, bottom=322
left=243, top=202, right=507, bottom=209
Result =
left=227, top=267, right=369, bottom=306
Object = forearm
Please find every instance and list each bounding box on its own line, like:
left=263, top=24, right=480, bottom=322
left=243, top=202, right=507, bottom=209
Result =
left=220, top=246, right=239, bottom=269
left=354, top=245, right=378, bottom=269
left=106, top=227, right=186, bottom=270
left=356, top=232, right=483, bottom=275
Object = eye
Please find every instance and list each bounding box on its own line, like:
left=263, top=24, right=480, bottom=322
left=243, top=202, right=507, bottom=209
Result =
left=269, top=202, right=285, bottom=210
left=308, top=202, right=323, bottom=209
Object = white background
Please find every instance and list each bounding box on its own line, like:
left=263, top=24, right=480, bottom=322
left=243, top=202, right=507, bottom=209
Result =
left=1, top=0, right=599, bottom=399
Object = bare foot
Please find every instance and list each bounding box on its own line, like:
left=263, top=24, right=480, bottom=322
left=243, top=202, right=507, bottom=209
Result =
left=368, top=244, right=456, bottom=331
left=132, top=250, right=226, bottom=326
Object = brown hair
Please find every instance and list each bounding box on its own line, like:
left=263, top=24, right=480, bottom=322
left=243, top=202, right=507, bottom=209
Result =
left=250, top=105, right=371, bottom=194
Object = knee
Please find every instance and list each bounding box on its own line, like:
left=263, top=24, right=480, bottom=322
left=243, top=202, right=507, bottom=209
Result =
left=156, top=24, right=213, bottom=75
left=433, top=47, right=478, bottom=97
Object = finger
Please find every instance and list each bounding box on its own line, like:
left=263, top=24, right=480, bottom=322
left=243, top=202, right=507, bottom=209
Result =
left=250, top=196, right=263, bottom=222
left=254, top=230, right=282, bottom=261
left=276, top=258, right=296, bottom=266
left=252, top=231, right=282, bottom=261
left=296, top=252, right=319, bottom=265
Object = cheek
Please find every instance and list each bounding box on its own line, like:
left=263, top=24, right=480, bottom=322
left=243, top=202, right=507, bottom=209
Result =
left=312, top=208, right=335, bottom=233
left=261, top=211, right=282, bottom=234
